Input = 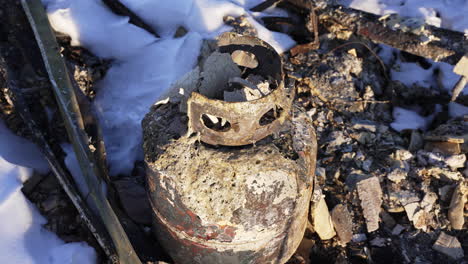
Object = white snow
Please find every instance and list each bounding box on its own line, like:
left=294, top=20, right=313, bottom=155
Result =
left=0, top=121, right=96, bottom=264
left=449, top=102, right=468, bottom=117
left=341, top=0, right=468, bottom=35
left=346, top=0, right=468, bottom=130
left=390, top=106, right=440, bottom=132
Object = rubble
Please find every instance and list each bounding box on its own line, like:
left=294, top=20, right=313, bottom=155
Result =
left=312, top=194, right=336, bottom=240
left=447, top=180, right=468, bottom=230
left=387, top=168, right=407, bottom=183
left=331, top=204, right=353, bottom=245
left=432, top=232, right=464, bottom=260
left=351, top=119, right=377, bottom=133
left=5, top=3, right=468, bottom=263
left=357, top=177, right=382, bottom=232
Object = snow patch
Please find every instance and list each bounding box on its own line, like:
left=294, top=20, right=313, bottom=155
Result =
left=341, top=0, right=468, bottom=35
left=390, top=106, right=439, bottom=132
left=0, top=121, right=49, bottom=174
left=448, top=102, right=468, bottom=118
left=0, top=136, right=96, bottom=264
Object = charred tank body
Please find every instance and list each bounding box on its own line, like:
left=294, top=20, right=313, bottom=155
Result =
left=142, top=33, right=317, bottom=264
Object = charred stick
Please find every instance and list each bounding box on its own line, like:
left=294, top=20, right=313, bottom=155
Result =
left=318, top=5, right=467, bottom=65
left=451, top=76, right=467, bottom=101
left=102, top=0, right=159, bottom=38
left=290, top=8, right=319, bottom=55
left=450, top=55, right=468, bottom=101
left=250, top=0, right=283, bottom=12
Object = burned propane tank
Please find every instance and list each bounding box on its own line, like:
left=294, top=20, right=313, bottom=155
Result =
left=142, top=32, right=317, bottom=264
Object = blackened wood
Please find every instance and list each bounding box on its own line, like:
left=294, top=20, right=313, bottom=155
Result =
left=102, top=0, right=159, bottom=38
left=318, top=5, right=467, bottom=65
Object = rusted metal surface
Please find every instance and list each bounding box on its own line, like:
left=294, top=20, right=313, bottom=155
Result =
left=187, top=32, right=293, bottom=146
left=144, top=107, right=317, bottom=263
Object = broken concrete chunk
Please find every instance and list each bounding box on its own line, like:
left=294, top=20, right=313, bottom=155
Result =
left=396, top=191, right=421, bottom=220
left=394, top=149, right=413, bottom=161
left=387, top=168, right=407, bottom=183
left=357, top=177, right=383, bottom=232
left=432, top=232, right=464, bottom=260
left=199, top=52, right=241, bottom=99
left=418, top=150, right=466, bottom=170
left=420, top=191, right=437, bottom=212
left=311, top=194, right=336, bottom=240
left=331, top=204, right=353, bottom=245
left=423, top=167, right=462, bottom=182
left=403, top=202, right=420, bottom=222
left=411, top=210, right=429, bottom=230
left=231, top=50, right=259, bottom=69
left=448, top=180, right=467, bottom=230
left=444, top=154, right=466, bottom=170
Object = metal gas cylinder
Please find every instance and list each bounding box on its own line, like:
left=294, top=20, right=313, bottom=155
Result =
left=142, top=33, right=317, bottom=264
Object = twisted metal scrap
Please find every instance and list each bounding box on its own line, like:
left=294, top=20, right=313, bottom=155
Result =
left=188, top=32, right=293, bottom=146
left=22, top=0, right=140, bottom=263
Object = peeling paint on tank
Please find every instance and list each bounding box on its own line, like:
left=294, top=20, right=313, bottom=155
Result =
left=144, top=107, right=317, bottom=263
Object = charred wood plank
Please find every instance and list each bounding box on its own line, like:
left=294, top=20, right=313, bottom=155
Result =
left=318, top=5, right=467, bottom=65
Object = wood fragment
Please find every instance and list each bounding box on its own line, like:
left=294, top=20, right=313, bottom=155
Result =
left=102, top=0, right=159, bottom=38
left=447, top=180, right=467, bottom=230
left=424, top=135, right=464, bottom=143
left=318, top=5, right=468, bottom=65
left=451, top=55, right=468, bottom=101
left=357, top=177, right=382, bottom=232
left=250, top=0, right=282, bottom=12
left=331, top=204, right=353, bottom=245
left=451, top=76, right=468, bottom=102
left=424, top=141, right=461, bottom=155
left=311, top=191, right=336, bottom=240
left=432, top=232, right=464, bottom=260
